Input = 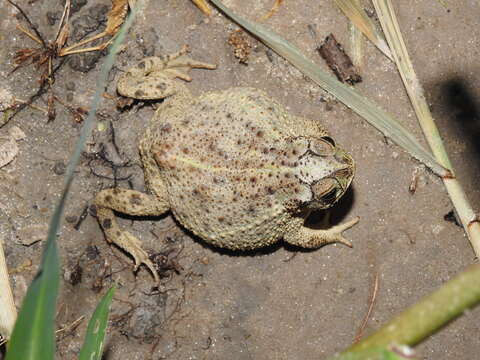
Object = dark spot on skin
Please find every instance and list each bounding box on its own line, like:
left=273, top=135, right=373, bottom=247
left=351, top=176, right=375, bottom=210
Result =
left=134, top=89, right=145, bottom=97
left=213, top=177, right=219, bottom=184
left=285, top=173, right=291, bottom=178
left=116, top=231, right=121, bottom=236
left=281, top=160, right=286, bottom=166
left=262, top=148, right=269, bottom=154
left=182, top=148, right=189, bottom=154
left=294, top=187, right=300, bottom=193
left=102, top=218, right=112, bottom=229
left=193, top=189, right=199, bottom=196
left=105, top=195, right=112, bottom=203
left=130, top=194, right=143, bottom=206
left=138, top=61, right=146, bottom=69
left=256, top=130, right=264, bottom=137
left=218, top=216, right=225, bottom=222
left=292, top=149, right=298, bottom=155
left=226, top=113, right=232, bottom=118
left=250, top=177, right=257, bottom=183
left=156, top=83, right=166, bottom=90
left=248, top=205, right=255, bottom=213
left=179, top=195, right=184, bottom=200
left=237, top=139, right=242, bottom=145
left=266, top=187, right=275, bottom=194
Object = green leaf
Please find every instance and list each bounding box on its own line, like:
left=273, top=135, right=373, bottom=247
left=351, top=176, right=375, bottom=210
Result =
left=5, top=209, right=60, bottom=360
left=209, top=0, right=449, bottom=177
left=79, top=287, right=116, bottom=360
left=332, top=345, right=416, bottom=360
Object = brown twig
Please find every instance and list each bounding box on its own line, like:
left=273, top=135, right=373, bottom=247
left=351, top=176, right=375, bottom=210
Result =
left=7, top=0, right=46, bottom=47
left=354, top=272, right=379, bottom=343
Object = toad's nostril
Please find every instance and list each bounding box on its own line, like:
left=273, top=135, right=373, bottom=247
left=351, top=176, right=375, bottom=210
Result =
left=334, top=149, right=353, bottom=165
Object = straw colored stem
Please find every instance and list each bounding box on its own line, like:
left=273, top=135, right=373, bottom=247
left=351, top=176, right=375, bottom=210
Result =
left=349, top=0, right=364, bottom=68
left=372, top=0, right=480, bottom=258
left=334, top=264, right=480, bottom=358
left=333, top=0, right=393, bottom=60
left=0, top=238, right=17, bottom=341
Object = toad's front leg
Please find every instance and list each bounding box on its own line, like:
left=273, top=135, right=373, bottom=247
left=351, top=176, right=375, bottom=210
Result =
left=284, top=215, right=359, bottom=248
left=95, top=188, right=170, bottom=282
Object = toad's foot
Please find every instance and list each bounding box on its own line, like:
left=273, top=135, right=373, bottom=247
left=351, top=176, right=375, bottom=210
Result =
left=117, top=45, right=217, bottom=100
left=95, top=188, right=170, bottom=283
left=285, top=216, right=359, bottom=248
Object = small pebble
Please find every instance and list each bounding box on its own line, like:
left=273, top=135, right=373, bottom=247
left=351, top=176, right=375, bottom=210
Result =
left=65, top=215, right=78, bottom=223
left=53, top=161, right=66, bottom=175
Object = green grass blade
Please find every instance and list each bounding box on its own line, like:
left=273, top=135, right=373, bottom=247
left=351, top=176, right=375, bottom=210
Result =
left=79, top=287, right=116, bottom=360
left=5, top=3, right=140, bottom=359
left=209, top=0, right=449, bottom=177
left=332, top=264, right=480, bottom=359
left=5, top=217, right=60, bottom=360
left=371, top=0, right=480, bottom=258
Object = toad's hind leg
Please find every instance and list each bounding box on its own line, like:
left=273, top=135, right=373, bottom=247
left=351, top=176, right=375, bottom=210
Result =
left=117, top=45, right=216, bottom=100
left=95, top=188, right=170, bottom=282
left=284, top=216, right=359, bottom=248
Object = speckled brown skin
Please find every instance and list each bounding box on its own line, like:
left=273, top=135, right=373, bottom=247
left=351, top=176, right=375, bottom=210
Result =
left=95, top=47, right=358, bottom=282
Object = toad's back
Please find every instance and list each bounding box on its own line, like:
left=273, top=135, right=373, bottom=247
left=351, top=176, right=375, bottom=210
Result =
left=142, top=87, right=315, bottom=249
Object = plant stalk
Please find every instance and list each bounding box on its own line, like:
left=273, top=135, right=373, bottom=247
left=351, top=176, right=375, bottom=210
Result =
left=372, top=0, right=480, bottom=258
left=333, top=264, right=480, bottom=359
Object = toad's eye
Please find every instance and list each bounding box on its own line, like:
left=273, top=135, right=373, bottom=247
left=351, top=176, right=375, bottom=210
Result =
left=321, top=136, right=336, bottom=147
left=310, top=137, right=336, bottom=156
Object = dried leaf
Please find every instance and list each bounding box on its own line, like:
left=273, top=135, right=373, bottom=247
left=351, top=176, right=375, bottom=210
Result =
left=15, top=224, right=48, bottom=246
left=60, top=0, right=132, bottom=55
left=8, top=126, right=26, bottom=141
left=54, top=0, right=70, bottom=49
left=0, top=137, right=19, bottom=168
left=105, top=0, right=130, bottom=35
left=0, top=89, right=15, bottom=112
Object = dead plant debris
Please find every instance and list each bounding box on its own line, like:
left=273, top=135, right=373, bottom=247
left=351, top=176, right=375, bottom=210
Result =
left=318, top=33, right=362, bottom=85
left=7, top=0, right=131, bottom=122
left=190, top=0, right=212, bottom=16
left=228, top=29, right=252, bottom=64
left=260, top=0, right=284, bottom=21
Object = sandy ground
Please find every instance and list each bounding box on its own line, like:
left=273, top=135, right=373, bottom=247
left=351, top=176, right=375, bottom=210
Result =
left=1, top=0, right=479, bottom=359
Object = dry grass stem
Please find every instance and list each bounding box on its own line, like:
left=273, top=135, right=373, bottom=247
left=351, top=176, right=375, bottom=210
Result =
left=354, top=272, right=379, bottom=343
left=372, top=0, right=480, bottom=258
left=0, top=237, right=17, bottom=340
left=191, top=0, right=212, bottom=16
left=349, top=0, right=364, bottom=68
left=260, top=0, right=284, bottom=21
left=333, top=0, right=392, bottom=60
